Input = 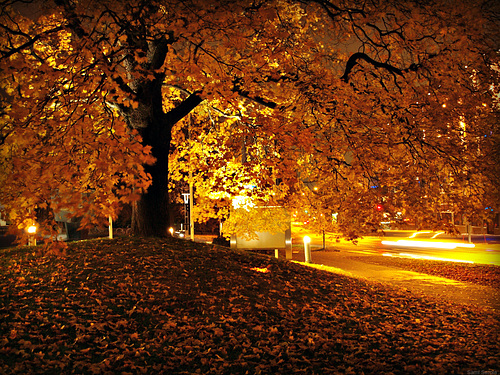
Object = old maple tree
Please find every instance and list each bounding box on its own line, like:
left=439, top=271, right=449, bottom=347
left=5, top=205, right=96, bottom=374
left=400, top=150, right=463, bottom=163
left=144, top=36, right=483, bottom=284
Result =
left=0, top=0, right=498, bottom=241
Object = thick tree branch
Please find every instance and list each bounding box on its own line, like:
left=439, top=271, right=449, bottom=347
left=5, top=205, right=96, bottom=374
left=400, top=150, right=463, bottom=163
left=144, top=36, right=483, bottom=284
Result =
left=341, top=52, right=403, bottom=83
left=235, top=90, right=277, bottom=109
left=148, top=34, right=175, bottom=71
left=164, top=93, right=203, bottom=131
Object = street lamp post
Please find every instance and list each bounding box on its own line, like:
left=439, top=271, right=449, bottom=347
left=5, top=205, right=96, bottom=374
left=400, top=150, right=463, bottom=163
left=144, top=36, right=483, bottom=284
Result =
left=189, top=172, right=194, bottom=241
left=182, top=193, right=190, bottom=234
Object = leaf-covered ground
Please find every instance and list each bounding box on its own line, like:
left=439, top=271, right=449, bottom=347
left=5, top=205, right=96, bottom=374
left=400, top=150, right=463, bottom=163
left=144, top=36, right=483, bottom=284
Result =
left=0, top=237, right=498, bottom=374
left=346, top=254, right=500, bottom=288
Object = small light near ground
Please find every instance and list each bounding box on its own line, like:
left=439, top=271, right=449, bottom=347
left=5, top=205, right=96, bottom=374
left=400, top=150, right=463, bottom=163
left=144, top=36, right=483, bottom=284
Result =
left=303, top=236, right=312, bottom=263
left=168, top=227, right=174, bottom=236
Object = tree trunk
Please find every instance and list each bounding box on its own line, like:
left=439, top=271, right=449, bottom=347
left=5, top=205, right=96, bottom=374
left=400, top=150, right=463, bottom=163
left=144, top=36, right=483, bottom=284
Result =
left=129, top=85, right=203, bottom=236
left=128, top=74, right=172, bottom=236
left=131, top=124, right=171, bottom=236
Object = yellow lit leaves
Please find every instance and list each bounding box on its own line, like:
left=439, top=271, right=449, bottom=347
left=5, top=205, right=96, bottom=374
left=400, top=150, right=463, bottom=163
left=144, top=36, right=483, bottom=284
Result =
left=0, top=92, right=153, bottom=240
left=1, top=0, right=498, bottom=241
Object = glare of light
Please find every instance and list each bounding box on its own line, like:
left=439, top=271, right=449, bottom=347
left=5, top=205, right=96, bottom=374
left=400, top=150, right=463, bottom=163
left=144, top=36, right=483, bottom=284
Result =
left=232, top=195, right=255, bottom=211
left=382, top=252, right=473, bottom=264
left=168, top=227, right=174, bottom=236
left=250, top=267, right=270, bottom=273
left=303, top=236, right=311, bottom=244
left=399, top=253, right=474, bottom=264
left=431, top=231, right=445, bottom=239
left=27, top=225, right=37, bottom=234
left=381, top=239, right=475, bottom=249
left=409, top=231, right=431, bottom=238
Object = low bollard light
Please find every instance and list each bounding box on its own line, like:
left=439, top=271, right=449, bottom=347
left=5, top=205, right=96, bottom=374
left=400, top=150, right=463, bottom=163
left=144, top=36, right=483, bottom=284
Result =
left=27, top=224, right=37, bottom=246
left=303, top=236, right=311, bottom=263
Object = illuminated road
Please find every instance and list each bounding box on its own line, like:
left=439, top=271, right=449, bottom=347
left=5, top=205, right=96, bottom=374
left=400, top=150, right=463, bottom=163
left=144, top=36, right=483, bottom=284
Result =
left=292, top=227, right=500, bottom=266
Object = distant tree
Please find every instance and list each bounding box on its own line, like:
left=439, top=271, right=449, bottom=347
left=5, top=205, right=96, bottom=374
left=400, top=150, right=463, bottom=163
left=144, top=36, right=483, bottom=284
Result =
left=1, top=0, right=498, bottom=242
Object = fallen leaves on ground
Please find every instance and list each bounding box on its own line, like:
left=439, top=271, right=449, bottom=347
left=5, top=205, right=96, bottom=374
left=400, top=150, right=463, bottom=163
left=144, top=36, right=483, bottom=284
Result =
left=1, top=237, right=498, bottom=374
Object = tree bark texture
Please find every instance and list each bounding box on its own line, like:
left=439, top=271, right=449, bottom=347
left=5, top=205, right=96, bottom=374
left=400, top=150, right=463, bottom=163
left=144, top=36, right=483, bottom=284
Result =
left=129, top=79, right=202, bottom=236
left=131, top=125, right=171, bottom=236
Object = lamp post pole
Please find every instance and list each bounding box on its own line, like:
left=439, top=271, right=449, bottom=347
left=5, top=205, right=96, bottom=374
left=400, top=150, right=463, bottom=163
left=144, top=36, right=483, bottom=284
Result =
left=189, top=172, right=194, bottom=241
left=188, top=114, right=195, bottom=241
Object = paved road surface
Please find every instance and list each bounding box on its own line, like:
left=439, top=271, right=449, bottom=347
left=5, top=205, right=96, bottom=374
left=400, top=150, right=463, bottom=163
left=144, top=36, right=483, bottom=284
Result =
left=195, top=233, right=499, bottom=311
left=290, top=247, right=500, bottom=311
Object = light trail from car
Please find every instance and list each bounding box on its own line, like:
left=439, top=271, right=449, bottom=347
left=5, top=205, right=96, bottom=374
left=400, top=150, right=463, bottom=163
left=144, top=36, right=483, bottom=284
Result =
left=381, top=239, right=475, bottom=249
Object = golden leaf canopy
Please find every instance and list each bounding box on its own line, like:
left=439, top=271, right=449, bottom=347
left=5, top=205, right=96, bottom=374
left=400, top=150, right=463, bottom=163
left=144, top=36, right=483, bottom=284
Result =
left=1, top=0, right=498, bottom=241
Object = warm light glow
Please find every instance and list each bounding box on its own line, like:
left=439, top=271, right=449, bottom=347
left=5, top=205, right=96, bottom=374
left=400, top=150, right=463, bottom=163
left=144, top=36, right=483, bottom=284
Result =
left=382, top=252, right=474, bottom=264
left=27, top=225, right=37, bottom=234
left=398, top=253, right=474, bottom=264
left=250, top=267, right=270, bottom=273
left=303, top=236, right=311, bottom=244
left=431, top=231, right=445, bottom=239
left=168, top=227, right=174, bottom=236
left=409, top=231, right=431, bottom=238
left=232, top=195, right=255, bottom=211
left=381, top=239, right=475, bottom=249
